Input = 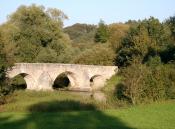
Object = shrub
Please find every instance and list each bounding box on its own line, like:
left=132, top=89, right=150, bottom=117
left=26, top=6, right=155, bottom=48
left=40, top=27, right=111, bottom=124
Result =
left=117, top=63, right=175, bottom=104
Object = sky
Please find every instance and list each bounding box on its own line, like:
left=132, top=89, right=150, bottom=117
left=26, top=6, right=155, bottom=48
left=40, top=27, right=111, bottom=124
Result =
left=0, top=0, right=175, bottom=27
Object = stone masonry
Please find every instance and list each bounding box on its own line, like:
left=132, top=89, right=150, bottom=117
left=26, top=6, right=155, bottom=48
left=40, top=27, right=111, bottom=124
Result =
left=7, top=63, right=118, bottom=91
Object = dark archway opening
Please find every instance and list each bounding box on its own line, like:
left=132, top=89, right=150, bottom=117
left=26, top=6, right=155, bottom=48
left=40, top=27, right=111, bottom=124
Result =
left=90, top=78, right=93, bottom=83
left=53, top=73, right=70, bottom=90
left=10, top=74, right=27, bottom=90
left=90, top=75, right=101, bottom=87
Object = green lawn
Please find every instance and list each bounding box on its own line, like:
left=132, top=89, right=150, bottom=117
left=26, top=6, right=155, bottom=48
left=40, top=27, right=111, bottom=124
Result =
left=0, top=91, right=175, bottom=129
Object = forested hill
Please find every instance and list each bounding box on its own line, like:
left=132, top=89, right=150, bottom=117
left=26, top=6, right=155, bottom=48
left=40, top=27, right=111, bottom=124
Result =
left=64, top=23, right=96, bottom=44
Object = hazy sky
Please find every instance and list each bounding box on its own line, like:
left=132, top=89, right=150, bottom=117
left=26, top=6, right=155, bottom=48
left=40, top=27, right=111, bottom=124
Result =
left=0, top=0, right=175, bottom=26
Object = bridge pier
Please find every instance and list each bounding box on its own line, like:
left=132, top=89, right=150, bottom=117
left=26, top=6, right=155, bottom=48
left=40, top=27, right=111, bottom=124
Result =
left=23, top=74, right=37, bottom=90
left=68, top=71, right=92, bottom=91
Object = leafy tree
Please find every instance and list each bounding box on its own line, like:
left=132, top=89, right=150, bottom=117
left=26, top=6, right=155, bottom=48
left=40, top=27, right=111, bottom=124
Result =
left=166, top=15, right=175, bottom=40
left=115, top=17, right=171, bottom=67
left=95, top=20, right=109, bottom=43
left=108, top=23, right=130, bottom=50
left=64, top=23, right=96, bottom=44
left=115, top=17, right=175, bottom=104
left=73, top=44, right=115, bottom=65
left=2, top=4, right=73, bottom=63
left=160, top=44, right=175, bottom=63
left=125, top=20, right=140, bottom=27
left=0, top=32, right=14, bottom=102
left=35, top=47, right=57, bottom=63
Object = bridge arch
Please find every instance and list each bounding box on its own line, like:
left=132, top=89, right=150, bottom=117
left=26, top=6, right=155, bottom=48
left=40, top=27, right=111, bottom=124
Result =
left=9, top=73, right=36, bottom=90
left=53, top=71, right=77, bottom=90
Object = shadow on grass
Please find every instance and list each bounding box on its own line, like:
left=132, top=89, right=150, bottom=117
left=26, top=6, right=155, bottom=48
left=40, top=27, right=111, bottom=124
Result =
left=0, top=100, right=136, bottom=129
left=28, top=100, right=96, bottom=112
left=114, top=83, right=133, bottom=104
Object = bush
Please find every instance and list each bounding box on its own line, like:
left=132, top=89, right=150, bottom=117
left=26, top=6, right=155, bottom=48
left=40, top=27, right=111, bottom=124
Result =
left=118, top=64, right=148, bottom=104
left=117, top=63, right=175, bottom=104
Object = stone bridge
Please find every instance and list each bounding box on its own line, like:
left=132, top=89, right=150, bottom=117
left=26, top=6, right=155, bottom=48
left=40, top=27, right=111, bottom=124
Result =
left=7, top=63, right=118, bottom=91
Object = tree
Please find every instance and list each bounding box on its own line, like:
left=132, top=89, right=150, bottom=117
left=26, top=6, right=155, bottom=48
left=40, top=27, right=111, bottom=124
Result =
left=0, top=32, right=14, bottom=102
left=166, top=15, right=175, bottom=40
left=115, top=17, right=172, bottom=67
left=94, top=20, right=109, bottom=43
left=35, top=48, right=57, bottom=63
left=2, top=4, right=73, bottom=63
left=64, top=23, right=96, bottom=44
left=115, top=17, right=175, bottom=104
left=108, top=23, right=130, bottom=50
left=72, top=44, right=115, bottom=65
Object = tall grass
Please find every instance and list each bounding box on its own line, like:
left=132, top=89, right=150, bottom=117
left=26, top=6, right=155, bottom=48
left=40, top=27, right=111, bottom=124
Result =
left=1, top=90, right=114, bottom=112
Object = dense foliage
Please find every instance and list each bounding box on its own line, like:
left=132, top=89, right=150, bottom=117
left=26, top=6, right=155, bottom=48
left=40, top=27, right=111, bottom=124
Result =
left=108, top=23, right=130, bottom=50
left=73, top=44, right=115, bottom=65
left=117, top=63, right=175, bottom=104
left=64, top=23, right=96, bottom=44
left=0, top=4, right=76, bottom=63
left=94, top=20, right=109, bottom=43
left=115, top=17, right=172, bottom=67
left=114, top=17, right=175, bottom=104
left=0, top=32, right=14, bottom=103
left=166, top=15, right=175, bottom=40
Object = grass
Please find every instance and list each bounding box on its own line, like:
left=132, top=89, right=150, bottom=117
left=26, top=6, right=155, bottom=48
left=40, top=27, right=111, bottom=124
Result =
left=0, top=100, right=175, bottom=129
left=0, top=90, right=112, bottom=112
left=0, top=90, right=175, bottom=129
left=0, top=76, right=174, bottom=129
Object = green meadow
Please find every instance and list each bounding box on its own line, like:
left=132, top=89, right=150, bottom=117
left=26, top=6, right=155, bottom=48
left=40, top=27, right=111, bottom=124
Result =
left=0, top=91, right=175, bottom=129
